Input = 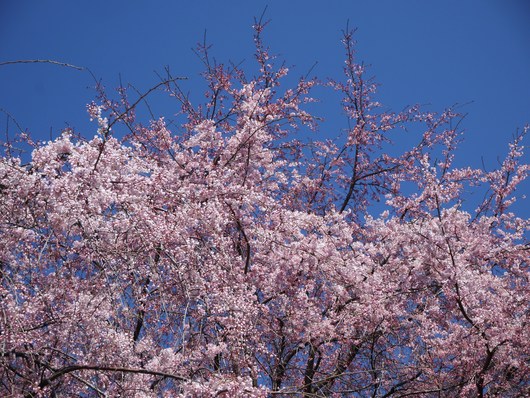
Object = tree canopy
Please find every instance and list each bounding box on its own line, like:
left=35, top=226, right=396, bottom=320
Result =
left=1, top=24, right=529, bottom=397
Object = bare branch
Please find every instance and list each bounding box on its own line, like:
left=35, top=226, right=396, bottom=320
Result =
left=0, top=59, right=85, bottom=71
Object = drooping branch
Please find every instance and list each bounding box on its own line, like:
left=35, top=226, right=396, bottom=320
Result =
left=38, top=365, right=188, bottom=388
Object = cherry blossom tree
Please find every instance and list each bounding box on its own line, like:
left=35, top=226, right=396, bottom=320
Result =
left=1, top=22, right=529, bottom=398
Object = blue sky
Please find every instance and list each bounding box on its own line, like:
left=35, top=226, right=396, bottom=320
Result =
left=1, top=0, right=529, bottom=214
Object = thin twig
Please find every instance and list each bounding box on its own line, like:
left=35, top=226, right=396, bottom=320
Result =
left=0, top=108, right=25, bottom=134
left=106, top=76, right=188, bottom=132
left=0, top=59, right=85, bottom=71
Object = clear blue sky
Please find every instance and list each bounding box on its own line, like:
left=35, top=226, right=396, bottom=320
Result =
left=1, top=1, right=529, bottom=214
